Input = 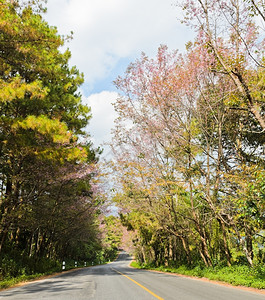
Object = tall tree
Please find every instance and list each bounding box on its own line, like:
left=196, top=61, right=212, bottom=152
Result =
left=0, top=0, right=103, bottom=274
left=180, top=0, right=265, bottom=130
left=112, top=30, right=265, bottom=266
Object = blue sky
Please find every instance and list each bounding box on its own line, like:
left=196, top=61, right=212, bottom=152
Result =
left=44, top=0, right=194, bottom=152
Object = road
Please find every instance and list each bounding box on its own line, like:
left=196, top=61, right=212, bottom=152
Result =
left=0, top=252, right=264, bottom=300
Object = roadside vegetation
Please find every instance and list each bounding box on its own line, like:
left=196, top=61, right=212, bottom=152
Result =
left=131, top=261, right=265, bottom=289
left=0, top=0, right=122, bottom=286
left=0, top=250, right=121, bottom=291
left=0, top=214, right=122, bottom=289
left=0, top=270, right=60, bottom=290
left=110, top=0, right=265, bottom=290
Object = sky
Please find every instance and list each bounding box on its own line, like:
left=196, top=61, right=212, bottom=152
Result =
left=44, top=0, right=194, bottom=155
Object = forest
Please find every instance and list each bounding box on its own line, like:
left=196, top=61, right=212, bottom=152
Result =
left=0, top=0, right=265, bottom=290
left=110, top=0, right=265, bottom=283
left=0, top=0, right=120, bottom=284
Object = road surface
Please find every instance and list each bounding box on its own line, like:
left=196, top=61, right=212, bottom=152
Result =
left=0, top=252, right=264, bottom=299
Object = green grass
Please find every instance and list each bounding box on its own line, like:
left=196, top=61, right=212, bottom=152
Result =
left=0, top=273, right=52, bottom=290
left=130, top=262, right=265, bottom=289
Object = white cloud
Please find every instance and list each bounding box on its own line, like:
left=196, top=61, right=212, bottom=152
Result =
left=44, top=0, right=194, bottom=91
left=84, top=91, right=118, bottom=149
left=44, top=0, right=194, bottom=154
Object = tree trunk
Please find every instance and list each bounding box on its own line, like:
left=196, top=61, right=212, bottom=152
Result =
left=179, top=236, right=191, bottom=265
left=199, top=248, right=209, bottom=267
left=235, top=226, right=253, bottom=267
left=0, top=226, right=9, bottom=254
left=218, top=218, right=232, bottom=266
left=245, top=226, right=254, bottom=267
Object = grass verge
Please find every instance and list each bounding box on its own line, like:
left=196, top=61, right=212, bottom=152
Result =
left=130, top=262, right=265, bottom=289
left=0, top=273, right=54, bottom=290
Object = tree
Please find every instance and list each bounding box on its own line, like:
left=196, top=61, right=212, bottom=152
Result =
left=0, top=0, right=103, bottom=276
left=112, top=45, right=219, bottom=266
left=111, top=29, right=265, bottom=266
left=180, top=0, right=265, bottom=130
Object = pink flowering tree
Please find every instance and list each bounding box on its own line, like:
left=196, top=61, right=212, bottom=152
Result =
left=111, top=20, right=265, bottom=266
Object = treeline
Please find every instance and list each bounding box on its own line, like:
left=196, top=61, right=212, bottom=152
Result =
left=0, top=0, right=106, bottom=278
left=111, top=0, right=265, bottom=268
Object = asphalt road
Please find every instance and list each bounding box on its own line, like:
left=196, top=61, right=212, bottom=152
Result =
left=0, top=252, right=264, bottom=300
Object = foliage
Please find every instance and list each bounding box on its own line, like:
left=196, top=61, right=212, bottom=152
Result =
left=0, top=0, right=105, bottom=281
left=110, top=0, right=265, bottom=279
left=131, top=262, right=265, bottom=289
left=100, top=216, right=123, bottom=261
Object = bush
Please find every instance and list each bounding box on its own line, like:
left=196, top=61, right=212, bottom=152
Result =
left=0, top=255, right=61, bottom=279
left=130, top=261, right=265, bottom=289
